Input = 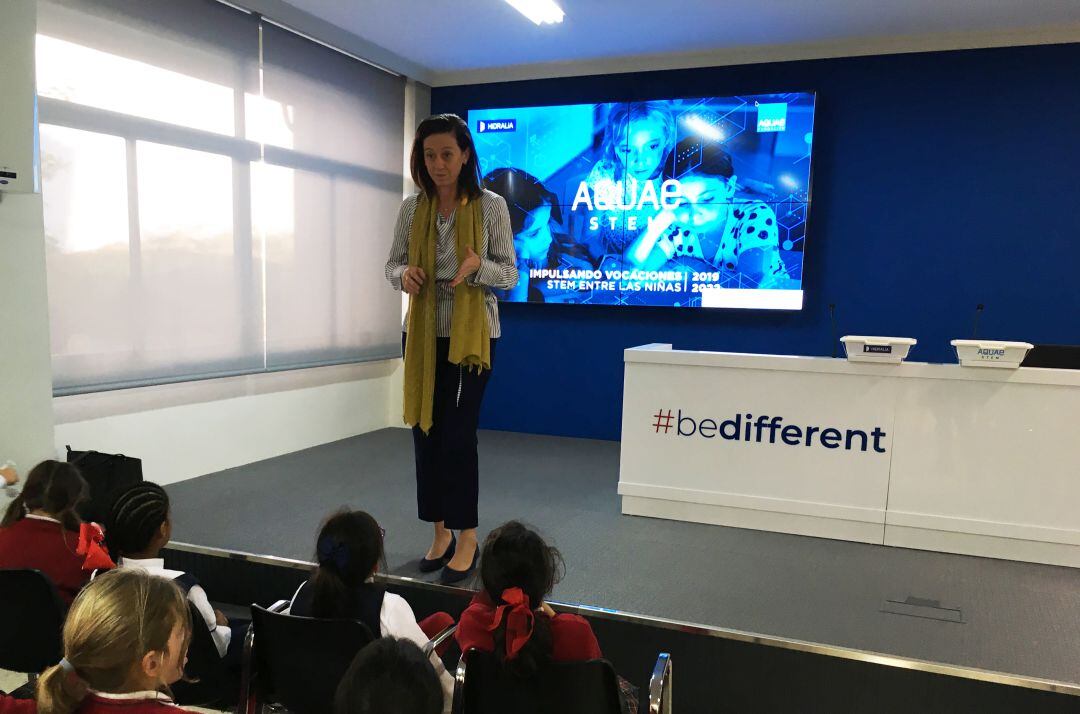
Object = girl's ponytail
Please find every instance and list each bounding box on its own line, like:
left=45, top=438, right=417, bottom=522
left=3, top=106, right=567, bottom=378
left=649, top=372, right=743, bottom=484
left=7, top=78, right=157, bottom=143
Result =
left=479, top=521, right=565, bottom=678
left=35, top=662, right=88, bottom=714
left=309, top=510, right=385, bottom=619
left=37, top=569, right=190, bottom=713
left=1, top=492, right=26, bottom=527
left=0, top=460, right=87, bottom=530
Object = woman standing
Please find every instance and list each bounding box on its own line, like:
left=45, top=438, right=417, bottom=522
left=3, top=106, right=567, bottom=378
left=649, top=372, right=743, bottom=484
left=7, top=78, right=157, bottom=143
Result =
left=385, top=114, right=517, bottom=584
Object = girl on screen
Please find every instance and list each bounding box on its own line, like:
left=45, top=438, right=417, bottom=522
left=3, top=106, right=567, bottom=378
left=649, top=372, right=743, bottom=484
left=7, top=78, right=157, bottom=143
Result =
left=482, top=168, right=592, bottom=303
left=587, top=101, right=675, bottom=191
left=624, top=145, right=793, bottom=288
left=584, top=102, right=675, bottom=260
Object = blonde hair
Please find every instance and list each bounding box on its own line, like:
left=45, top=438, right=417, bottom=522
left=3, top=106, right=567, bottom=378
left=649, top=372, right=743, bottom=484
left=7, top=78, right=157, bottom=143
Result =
left=36, top=568, right=192, bottom=714
left=599, top=102, right=676, bottom=176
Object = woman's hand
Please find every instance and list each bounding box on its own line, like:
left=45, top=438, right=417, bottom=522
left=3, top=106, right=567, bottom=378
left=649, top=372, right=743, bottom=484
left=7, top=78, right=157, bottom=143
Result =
left=540, top=601, right=556, bottom=619
left=450, top=246, right=481, bottom=288
left=402, top=266, right=427, bottom=295
left=215, top=609, right=229, bottom=627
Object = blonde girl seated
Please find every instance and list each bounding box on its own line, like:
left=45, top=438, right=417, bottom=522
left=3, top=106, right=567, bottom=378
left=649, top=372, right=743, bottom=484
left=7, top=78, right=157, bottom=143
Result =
left=36, top=568, right=195, bottom=714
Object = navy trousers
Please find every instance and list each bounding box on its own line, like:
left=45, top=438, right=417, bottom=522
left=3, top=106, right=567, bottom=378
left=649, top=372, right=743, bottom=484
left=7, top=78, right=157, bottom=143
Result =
left=404, top=333, right=495, bottom=530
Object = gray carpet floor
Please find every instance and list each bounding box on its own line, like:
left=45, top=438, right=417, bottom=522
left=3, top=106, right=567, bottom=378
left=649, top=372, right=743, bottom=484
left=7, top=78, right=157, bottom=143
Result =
left=165, top=427, right=1080, bottom=685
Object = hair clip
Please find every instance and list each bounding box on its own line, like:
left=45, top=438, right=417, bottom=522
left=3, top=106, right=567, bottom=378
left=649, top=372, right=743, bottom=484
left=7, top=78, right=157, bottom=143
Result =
left=317, top=535, right=350, bottom=572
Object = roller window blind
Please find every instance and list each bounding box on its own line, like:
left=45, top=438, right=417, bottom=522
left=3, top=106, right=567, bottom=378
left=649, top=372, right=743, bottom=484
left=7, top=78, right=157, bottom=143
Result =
left=37, top=0, right=405, bottom=394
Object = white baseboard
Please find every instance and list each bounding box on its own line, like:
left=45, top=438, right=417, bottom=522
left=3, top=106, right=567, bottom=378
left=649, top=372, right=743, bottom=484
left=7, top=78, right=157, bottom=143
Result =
left=885, top=510, right=1080, bottom=547
left=884, top=525, right=1080, bottom=569
left=618, top=481, right=885, bottom=524
left=621, top=495, right=885, bottom=544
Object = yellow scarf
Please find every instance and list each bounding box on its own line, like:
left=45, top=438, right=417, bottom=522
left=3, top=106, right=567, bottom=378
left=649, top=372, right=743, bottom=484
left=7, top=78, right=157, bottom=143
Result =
left=403, top=193, right=491, bottom=433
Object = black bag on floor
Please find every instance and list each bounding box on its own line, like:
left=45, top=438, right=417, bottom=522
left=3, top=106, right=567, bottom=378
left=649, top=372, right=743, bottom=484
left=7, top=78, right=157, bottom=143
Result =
left=65, top=446, right=143, bottom=524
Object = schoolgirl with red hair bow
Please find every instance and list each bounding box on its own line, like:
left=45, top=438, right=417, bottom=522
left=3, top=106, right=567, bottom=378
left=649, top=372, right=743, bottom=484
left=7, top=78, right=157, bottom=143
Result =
left=455, top=521, right=638, bottom=712
left=0, top=460, right=113, bottom=606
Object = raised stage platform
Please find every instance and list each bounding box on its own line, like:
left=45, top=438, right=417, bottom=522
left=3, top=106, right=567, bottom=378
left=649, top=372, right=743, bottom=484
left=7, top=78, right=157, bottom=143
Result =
left=164, top=427, right=1080, bottom=689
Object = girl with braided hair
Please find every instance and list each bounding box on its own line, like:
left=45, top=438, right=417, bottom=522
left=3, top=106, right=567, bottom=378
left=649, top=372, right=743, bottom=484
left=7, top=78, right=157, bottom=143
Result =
left=105, top=482, right=242, bottom=664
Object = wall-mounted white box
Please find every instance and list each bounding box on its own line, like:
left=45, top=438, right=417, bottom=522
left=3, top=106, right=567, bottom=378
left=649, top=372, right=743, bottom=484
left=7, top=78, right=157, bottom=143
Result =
left=840, top=336, right=917, bottom=364
left=950, top=340, right=1033, bottom=369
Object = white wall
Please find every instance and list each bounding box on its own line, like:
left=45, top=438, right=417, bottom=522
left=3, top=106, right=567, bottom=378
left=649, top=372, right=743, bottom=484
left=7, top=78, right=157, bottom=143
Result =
left=431, top=24, right=1080, bottom=86
left=54, top=361, right=398, bottom=486
left=0, top=0, right=56, bottom=509
left=0, top=192, right=56, bottom=469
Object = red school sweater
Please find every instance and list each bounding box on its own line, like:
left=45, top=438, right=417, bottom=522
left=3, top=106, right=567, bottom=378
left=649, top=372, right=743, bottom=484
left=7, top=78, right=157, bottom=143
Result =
left=0, top=694, right=36, bottom=714
left=455, top=591, right=603, bottom=662
left=0, top=516, right=90, bottom=605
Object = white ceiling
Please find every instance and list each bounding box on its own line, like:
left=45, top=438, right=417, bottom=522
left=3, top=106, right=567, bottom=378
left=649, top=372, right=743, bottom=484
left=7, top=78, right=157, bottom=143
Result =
left=279, top=0, right=1080, bottom=85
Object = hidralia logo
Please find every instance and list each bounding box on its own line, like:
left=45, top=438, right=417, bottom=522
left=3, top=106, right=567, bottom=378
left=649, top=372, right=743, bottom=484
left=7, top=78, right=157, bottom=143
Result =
left=651, top=409, right=888, bottom=453
left=476, top=119, right=516, bottom=133
left=756, top=103, right=788, bottom=132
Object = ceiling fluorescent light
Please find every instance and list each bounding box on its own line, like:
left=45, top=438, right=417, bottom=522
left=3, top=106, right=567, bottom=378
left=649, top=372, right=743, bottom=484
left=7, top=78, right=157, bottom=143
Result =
left=506, top=0, right=564, bottom=25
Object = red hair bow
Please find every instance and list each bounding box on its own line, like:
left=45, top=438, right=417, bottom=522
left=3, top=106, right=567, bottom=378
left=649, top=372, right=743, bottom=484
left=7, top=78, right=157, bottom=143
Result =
left=77, top=522, right=115, bottom=571
left=486, top=587, right=535, bottom=661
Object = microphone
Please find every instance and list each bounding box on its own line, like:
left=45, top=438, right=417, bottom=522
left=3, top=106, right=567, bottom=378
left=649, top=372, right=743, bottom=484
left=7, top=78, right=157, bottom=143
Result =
left=829, top=303, right=838, bottom=358
left=972, top=303, right=985, bottom=339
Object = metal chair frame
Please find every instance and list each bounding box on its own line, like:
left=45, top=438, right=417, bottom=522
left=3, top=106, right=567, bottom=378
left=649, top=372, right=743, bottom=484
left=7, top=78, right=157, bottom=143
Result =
left=238, top=599, right=288, bottom=714
left=648, top=652, right=673, bottom=714
left=424, top=623, right=458, bottom=656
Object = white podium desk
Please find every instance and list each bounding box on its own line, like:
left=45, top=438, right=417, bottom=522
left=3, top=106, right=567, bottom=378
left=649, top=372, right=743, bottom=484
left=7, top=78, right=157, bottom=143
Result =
left=618, top=344, right=1080, bottom=567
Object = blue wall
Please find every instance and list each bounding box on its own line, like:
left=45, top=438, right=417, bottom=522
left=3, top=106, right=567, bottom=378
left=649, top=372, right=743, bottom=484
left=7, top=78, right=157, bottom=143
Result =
left=432, top=43, right=1080, bottom=441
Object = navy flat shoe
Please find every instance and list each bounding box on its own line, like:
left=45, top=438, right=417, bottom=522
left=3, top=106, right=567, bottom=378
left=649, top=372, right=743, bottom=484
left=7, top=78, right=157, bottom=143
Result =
left=419, top=533, right=456, bottom=573
left=439, top=546, right=478, bottom=585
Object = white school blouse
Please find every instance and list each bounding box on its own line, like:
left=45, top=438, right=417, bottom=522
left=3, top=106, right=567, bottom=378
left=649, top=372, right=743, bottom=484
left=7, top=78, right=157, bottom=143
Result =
left=117, top=557, right=230, bottom=658
left=287, top=580, right=454, bottom=713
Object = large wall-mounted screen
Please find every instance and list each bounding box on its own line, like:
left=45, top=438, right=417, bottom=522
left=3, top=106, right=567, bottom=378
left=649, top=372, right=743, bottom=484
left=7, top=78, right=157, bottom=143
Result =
left=470, top=93, right=816, bottom=309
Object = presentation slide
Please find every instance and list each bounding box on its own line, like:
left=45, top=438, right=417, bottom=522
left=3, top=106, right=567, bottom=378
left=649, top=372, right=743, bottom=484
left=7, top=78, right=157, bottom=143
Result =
left=470, top=93, right=816, bottom=309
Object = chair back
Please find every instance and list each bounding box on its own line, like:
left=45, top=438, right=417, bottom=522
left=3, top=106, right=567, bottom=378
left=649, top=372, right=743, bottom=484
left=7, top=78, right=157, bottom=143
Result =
left=456, top=649, right=624, bottom=714
left=171, top=601, right=232, bottom=707
left=0, top=569, right=65, bottom=673
left=250, top=604, right=375, bottom=714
